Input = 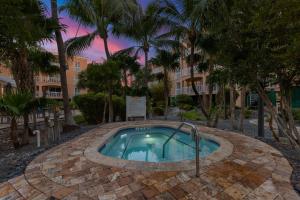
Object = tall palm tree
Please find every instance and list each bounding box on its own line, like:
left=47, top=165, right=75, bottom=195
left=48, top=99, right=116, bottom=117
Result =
left=111, top=52, right=140, bottom=96
left=63, top=0, right=138, bottom=59
left=51, top=0, right=75, bottom=126
left=0, top=0, right=56, bottom=144
left=115, top=2, right=166, bottom=86
left=150, top=50, right=179, bottom=119
left=161, top=0, right=209, bottom=117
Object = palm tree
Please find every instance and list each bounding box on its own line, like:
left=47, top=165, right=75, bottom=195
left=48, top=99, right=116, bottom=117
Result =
left=63, top=0, right=138, bottom=59
left=0, top=0, right=56, bottom=144
left=0, top=92, right=35, bottom=148
left=161, top=0, right=209, bottom=117
left=115, top=2, right=166, bottom=86
left=28, top=47, right=58, bottom=129
left=150, top=49, right=179, bottom=119
left=111, top=52, right=140, bottom=96
left=51, top=0, right=75, bottom=126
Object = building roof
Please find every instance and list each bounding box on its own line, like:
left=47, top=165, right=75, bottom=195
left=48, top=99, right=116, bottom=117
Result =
left=0, top=75, right=16, bottom=87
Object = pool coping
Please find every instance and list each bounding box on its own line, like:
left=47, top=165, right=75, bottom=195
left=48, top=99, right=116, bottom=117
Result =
left=84, top=123, right=233, bottom=171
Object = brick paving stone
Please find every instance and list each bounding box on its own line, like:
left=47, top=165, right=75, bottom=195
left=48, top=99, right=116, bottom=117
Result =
left=141, top=186, right=160, bottom=199
left=0, top=121, right=297, bottom=200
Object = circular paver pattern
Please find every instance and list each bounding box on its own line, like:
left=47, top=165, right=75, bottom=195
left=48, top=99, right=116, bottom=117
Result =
left=0, top=120, right=299, bottom=200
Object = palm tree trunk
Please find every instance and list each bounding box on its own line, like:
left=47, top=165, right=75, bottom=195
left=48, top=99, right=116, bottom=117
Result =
left=239, top=86, right=246, bottom=132
left=10, top=117, right=19, bottom=149
left=51, top=0, right=74, bottom=126
left=123, top=69, right=128, bottom=97
left=230, top=83, right=237, bottom=130
left=103, top=33, right=111, bottom=59
left=163, top=68, right=169, bottom=120
left=108, top=83, right=114, bottom=123
left=144, top=50, right=149, bottom=86
left=189, top=44, right=208, bottom=119
left=103, top=98, right=107, bottom=123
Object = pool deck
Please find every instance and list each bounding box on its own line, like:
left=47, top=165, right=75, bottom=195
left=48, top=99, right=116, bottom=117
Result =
left=0, top=120, right=299, bottom=200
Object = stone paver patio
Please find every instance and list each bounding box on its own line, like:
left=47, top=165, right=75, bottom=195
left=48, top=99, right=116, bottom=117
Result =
left=0, top=120, right=299, bottom=200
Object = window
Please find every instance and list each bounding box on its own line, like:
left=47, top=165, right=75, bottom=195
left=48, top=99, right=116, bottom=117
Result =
left=176, top=82, right=181, bottom=89
left=74, top=62, right=80, bottom=72
left=74, top=87, right=80, bottom=96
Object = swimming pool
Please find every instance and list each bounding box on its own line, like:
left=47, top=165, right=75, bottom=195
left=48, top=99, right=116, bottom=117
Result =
left=99, top=126, right=220, bottom=162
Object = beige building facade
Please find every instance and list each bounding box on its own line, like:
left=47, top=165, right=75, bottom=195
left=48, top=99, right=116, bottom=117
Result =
left=0, top=55, right=89, bottom=100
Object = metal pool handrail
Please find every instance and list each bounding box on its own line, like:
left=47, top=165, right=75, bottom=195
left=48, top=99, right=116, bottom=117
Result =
left=162, top=122, right=201, bottom=177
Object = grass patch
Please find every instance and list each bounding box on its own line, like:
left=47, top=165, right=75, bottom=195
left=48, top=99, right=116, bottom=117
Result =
left=181, top=109, right=205, bottom=121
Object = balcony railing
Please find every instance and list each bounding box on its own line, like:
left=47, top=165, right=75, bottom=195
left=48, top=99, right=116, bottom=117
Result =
left=35, top=76, right=61, bottom=83
left=46, top=91, right=62, bottom=98
left=175, top=66, right=202, bottom=79
left=175, top=85, right=218, bottom=96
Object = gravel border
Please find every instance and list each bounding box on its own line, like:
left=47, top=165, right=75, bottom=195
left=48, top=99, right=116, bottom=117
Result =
left=0, top=124, right=98, bottom=183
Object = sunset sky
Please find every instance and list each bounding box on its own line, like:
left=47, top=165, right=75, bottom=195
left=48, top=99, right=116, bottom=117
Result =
left=42, top=0, right=152, bottom=63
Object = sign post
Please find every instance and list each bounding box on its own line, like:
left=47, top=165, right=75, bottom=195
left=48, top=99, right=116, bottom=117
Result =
left=126, top=96, right=146, bottom=121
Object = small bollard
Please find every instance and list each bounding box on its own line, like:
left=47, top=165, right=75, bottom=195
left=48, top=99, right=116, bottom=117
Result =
left=33, top=130, right=41, bottom=147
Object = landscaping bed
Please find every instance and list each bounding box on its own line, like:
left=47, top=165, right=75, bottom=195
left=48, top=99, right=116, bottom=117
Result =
left=0, top=124, right=97, bottom=183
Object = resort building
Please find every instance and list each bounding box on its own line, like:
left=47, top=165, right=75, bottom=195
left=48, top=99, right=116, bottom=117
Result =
left=150, top=53, right=219, bottom=103
left=0, top=55, right=89, bottom=100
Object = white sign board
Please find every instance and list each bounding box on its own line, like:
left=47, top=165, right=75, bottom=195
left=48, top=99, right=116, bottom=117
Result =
left=126, top=96, right=146, bottom=120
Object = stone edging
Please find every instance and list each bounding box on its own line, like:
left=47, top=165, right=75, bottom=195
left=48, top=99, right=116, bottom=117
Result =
left=84, top=123, right=233, bottom=171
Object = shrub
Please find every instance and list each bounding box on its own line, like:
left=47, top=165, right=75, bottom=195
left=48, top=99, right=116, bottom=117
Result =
left=179, top=103, right=193, bottom=111
left=153, top=106, right=164, bottom=116
left=112, top=95, right=126, bottom=121
left=244, top=108, right=252, bottom=119
left=176, top=94, right=193, bottom=109
left=73, top=93, right=106, bottom=124
left=293, top=109, right=300, bottom=121
left=182, top=110, right=205, bottom=121
left=73, top=114, right=87, bottom=125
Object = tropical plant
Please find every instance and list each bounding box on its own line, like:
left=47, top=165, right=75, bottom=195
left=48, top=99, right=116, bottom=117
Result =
left=0, top=91, right=34, bottom=148
left=77, top=61, right=121, bottom=122
left=161, top=0, right=209, bottom=117
left=115, top=2, right=166, bottom=86
left=63, top=0, right=138, bottom=59
left=111, top=52, right=140, bottom=96
left=150, top=49, right=179, bottom=119
left=208, top=0, right=300, bottom=146
left=73, top=92, right=125, bottom=124
left=0, top=0, right=55, bottom=92
left=51, top=0, right=75, bottom=126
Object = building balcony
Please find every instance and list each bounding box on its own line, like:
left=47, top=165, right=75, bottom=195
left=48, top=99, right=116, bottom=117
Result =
left=175, top=66, right=205, bottom=80
left=36, top=91, right=62, bottom=99
left=175, top=85, right=218, bottom=96
left=35, top=76, right=61, bottom=84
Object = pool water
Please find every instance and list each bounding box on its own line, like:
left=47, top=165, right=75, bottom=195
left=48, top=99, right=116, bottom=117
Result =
left=99, top=127, right=220, bottom=162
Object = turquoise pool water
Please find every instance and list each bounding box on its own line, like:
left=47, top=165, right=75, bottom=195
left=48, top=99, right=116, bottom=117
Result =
left=99, top=126, right=220, bottom=162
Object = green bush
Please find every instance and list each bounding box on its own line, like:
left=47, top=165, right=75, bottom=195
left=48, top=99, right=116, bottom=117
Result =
left=176, top=94, right=193, bottom=109
left=73, top=93, right=106, bottom=124
left=244, top=108, right=252, bottom=119
left=153, top=106, right=164, bottom=116
left=179, top=103, right=193, bottom=111
left=112, top=95, right=126, bottom=121
left=293, top=109, right=300, bottom=121
left=73, top=93, right=126, bottom=124
left=182, top=110, right=205, bottom=121
left=73, top=114, right=87, bottom=125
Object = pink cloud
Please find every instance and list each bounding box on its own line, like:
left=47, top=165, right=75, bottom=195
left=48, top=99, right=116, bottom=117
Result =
left=42, top=17, right=126, bottom=62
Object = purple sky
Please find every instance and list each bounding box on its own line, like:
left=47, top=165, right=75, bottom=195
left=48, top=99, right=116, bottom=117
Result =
left=42, top=0, right=153, bottom=63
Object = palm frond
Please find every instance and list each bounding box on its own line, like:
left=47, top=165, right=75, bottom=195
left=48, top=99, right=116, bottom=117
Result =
left=65, top=31, right=98, bottom=57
